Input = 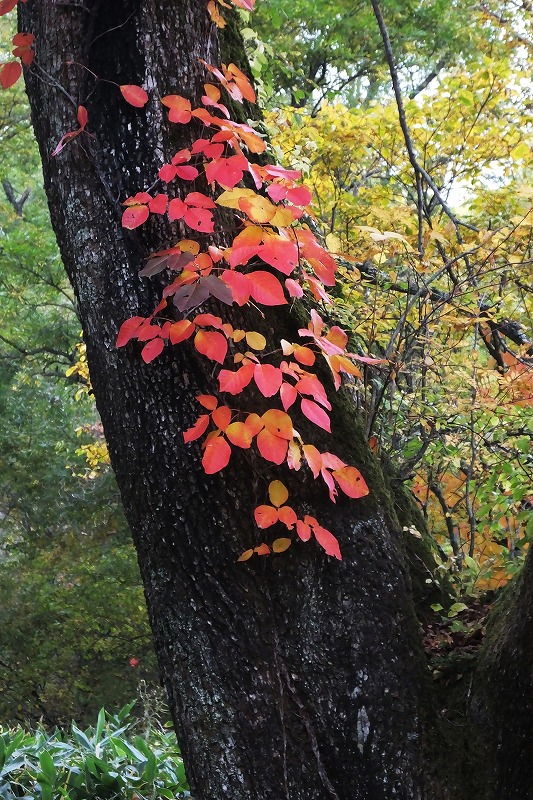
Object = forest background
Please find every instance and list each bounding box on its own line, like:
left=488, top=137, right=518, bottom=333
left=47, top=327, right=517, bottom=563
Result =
left=0, top=0, right=531, bottom=728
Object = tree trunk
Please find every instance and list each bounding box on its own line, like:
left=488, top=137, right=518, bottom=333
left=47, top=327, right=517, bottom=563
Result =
left=20, top=2, right=448, bottom=797
left=470, top=549, right=533, bottom=799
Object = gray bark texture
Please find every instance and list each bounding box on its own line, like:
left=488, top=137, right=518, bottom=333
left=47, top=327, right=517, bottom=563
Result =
left=15, top=1, right=482, bottom=798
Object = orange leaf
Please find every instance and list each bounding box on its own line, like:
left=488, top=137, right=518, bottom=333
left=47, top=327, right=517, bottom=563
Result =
left=225, top=421, right=252, bottom=448
left=183, top=414, right=210, bottom=443
left=212, top=405, right=232, bottom=431
left=257, top=429, right=288, bottom=464
left=244, top=412, right=264, bottom=437
left=194, top=330, right=228, bottom=364
left=254, top=543, right=271, bottom=555
left=197, top=395, right=218, bottom=410
left=254, top=505, right=279, bottom=528
left=261, top=409, right=293, bottom=440
left=218, top=363, right=255, bottom=394
left=272, top=537, right=292, bottom=553
left=161, top=94, right=192, bottom=123
left=303, top=444, right=322, bottom=478
left=332, top=466, right=369, bottom=499
left=169, top=319, right=196, bottom=345
left=120, top=84, right=149, bottom=107
left=202, top=435, right=231, bottom=473
left=278, top=506, right=297, bottom=529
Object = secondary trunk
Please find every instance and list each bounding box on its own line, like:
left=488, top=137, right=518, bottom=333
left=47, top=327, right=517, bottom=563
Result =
left=20, top=2, right=447, bottom=797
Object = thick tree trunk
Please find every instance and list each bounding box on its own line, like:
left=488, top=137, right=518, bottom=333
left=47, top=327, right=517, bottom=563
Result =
left=470, top=549, right=533, bottom=799
left=20, top=2, right=449, bottom=797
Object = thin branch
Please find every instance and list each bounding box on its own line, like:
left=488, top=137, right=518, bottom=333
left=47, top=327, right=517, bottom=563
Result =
left=370, top=0, right=479, bottom=242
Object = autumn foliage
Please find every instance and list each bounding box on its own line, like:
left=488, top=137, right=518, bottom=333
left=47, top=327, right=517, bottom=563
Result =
left=0, top=0, right=373, bottom=560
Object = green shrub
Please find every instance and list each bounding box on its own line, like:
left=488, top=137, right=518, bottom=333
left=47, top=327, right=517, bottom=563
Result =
left=0, top=704, right=189, bottom=799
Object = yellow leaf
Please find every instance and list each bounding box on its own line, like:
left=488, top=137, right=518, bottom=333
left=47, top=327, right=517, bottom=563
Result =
left=510, top=141, right=530, bottom=161
left=268, top=480, right=289, bottom=508
left=238, top=549, right=254, bottom=562
left=245, top=331, right=267, bottom=350
left=325, top=233, right=342, bottom=252
left=272, top=537, right=292, bottom=553
left=216, top=188, right=257, bottom=209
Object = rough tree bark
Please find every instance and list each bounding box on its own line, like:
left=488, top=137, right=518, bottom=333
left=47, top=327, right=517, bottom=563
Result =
left=19, top=1, right=459, bottom=798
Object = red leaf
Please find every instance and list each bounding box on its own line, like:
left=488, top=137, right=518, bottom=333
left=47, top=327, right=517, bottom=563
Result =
left=280, top=382, right=298, bottom=411
left=218, top=364, right=254, bottom=394
left=332, top=466, right=370, bottom=499
left=184, top=207, right=215, bottom=233
left=285, top=278, right=304, bottom=298
left=149, top=194, right=168, bottom=214
left=256, top=429, right=288, bottom=464
left=122, top=205, right=149, bottom=229
left=313, top=525, right=342, bottom=560
left=168, top=198, right=187, bottom=221
left=202, top=435, right=231, bottom=473
left=254, top=543, right=271, bottom=556
left=137, top=324, right=161, bottom=341
left=120, top=84, right=149, bottom=107
left=257, top=237, right=299, bottom=275
left=286, top=185, right=313, bottom=206
left=175, top=165, right=199, bottom=180
left=183, top=414, right=210, bottom=443
left=301, top=398, right=331, bottom=432
left=220, top=270, right=251, bottom=305
left=169, top=319, right=196, bottom=344
left=159, top=164, right=177, bottom=182
left=254, top=505, right=279, bottom=528
left=254, top=363, right=283, bottom=398
left=278, top=505, right=298, bottom=529
left=193, top=313, right=223, bottom=328
left=185, top=191, right=216, bottom=208
left=296, top=519, right=311, bottom=541
left=116, top=316, right=145, bottom=347
left=0, top=60, right=21, bottom=89
left=194, top=330, right=228, bottom=364
left=141, top=337, right=164, bottom=363
left=247, top=271, right=287, bottom=306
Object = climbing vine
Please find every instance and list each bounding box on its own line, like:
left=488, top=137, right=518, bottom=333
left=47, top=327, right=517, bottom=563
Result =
left=1, top=0, right=374, bottom=560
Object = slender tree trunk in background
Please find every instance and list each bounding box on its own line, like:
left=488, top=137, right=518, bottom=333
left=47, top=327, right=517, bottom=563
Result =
left=17, top=2, right=486, bottom=798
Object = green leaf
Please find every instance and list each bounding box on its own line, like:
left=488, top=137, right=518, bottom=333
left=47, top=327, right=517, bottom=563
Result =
left=39, top=749, right=57, bottom=783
